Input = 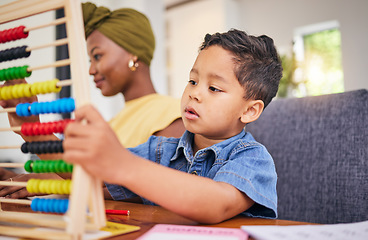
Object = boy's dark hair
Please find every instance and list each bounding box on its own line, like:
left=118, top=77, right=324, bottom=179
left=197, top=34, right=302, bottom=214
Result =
left=200, top=29, right=282, bottom=108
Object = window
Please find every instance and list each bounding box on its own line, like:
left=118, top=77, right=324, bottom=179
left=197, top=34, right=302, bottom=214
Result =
left=279, top=21, right=344, bottom=98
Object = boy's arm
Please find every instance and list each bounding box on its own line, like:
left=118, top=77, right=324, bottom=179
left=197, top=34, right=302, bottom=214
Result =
left=63, top=105, right=254, bottom=223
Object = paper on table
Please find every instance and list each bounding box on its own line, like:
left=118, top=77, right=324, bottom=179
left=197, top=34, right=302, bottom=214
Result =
left=241, top=220, right=368, bottom=240
left=138, top=224, right=248, bottom=240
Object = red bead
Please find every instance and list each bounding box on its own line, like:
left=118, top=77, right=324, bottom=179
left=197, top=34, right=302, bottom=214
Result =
left=39, top=122, right=47, bottom=135
left=9, top=28, right=17, bottom=41
left=17, top=26, right=28, bottom=39
left=21, top=122, right=31, bottom=136
left=0, top=30, right=4, bottom=43
left=43, top=122, right=52, bottom=135
left=33, top=122, right=41, bottom=135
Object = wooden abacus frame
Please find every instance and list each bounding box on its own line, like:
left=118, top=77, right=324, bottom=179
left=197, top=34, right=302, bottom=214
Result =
left=0, top=0, right=106, bottom=239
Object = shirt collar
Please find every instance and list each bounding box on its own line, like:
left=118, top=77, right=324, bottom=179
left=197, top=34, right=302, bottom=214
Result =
left=170, top=129, right=247, bottom=163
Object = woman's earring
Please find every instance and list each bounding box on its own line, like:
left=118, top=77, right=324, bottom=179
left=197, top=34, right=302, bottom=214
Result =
left=128, top=59, right=139, bottom=71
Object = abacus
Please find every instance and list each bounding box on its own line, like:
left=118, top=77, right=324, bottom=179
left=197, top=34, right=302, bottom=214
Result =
left=0, top=0, right=106, bottom=239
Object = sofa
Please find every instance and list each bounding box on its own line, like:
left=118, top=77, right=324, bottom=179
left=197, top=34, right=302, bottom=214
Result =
left=246, top=89, right=368, bottom=224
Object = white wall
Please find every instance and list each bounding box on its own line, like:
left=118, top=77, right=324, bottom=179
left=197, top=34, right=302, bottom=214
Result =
left=166, top=0, right=241, bottom=98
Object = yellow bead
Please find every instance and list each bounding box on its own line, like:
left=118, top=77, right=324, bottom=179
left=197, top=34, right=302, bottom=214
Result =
left=30, top=82, right=40, bottom=95
left=51, top=180, right=58, bottom=194
left=23, top=84, right=32, bottom=97
left=2, top=86, right=11, bottom=100
left=50, top=79, right=61, bottom=93
left=39, top=179, right=48, bottom=194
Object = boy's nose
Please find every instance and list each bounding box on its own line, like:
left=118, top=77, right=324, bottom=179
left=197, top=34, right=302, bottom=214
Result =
left=189, top=88, right=201, bottom=102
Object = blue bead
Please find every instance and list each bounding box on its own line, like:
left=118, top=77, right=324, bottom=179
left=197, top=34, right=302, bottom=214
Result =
left=62, top=199, right=69, bottom=213
left=30, top=198, right=39, bottom=211
left=40, top=102, right=50, bottom=113
left=46, top=100, right=54, bottom=113
left=30, top=102, right=39, bottom=115
left=59, top=98, right=68, bottom=113
left=16, top=103, right=30, bottom=117
left=66, top=98, right=75, bottom=112
left=54, top=99, right=63, bottom=113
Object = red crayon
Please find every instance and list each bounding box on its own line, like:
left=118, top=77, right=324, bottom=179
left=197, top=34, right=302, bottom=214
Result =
left=105, top=209, right=130, bottom=215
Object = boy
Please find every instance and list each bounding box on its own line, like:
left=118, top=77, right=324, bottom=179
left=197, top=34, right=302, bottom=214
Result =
left=63, top=29, right=283, bottom=223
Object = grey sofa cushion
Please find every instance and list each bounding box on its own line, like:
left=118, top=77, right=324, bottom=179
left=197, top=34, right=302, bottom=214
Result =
left=246, top=89, right=368, bottom=224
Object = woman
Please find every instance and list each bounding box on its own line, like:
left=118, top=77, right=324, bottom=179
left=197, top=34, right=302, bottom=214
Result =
left=83, top=2, right=185, bottom=147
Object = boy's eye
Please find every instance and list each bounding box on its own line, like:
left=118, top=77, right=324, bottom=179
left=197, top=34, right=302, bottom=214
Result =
left=209, top=86, right=222, bottom=92
left=188, top=80, right=197, bottom=85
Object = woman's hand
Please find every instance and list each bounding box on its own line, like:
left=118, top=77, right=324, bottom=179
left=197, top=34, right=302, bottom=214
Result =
left=0, top=172, right=64, bottom=199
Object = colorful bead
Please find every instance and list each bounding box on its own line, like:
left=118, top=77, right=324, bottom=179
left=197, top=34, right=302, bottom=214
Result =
left=0, top=45, right=30, bottom=63
left=15, top=98, right=75, bottom=116
left=0, top=65, right=31, bottom=81
left=26, top=179, right=71, bottom=194
left=30, top=198, right=69, bottom=214
left=21, top=140, right=64, bottom=154
left=0, top=25, right=28, bottom=44
left=20, top=119, right=73, bottom=136
left=24, top=160, right=73, bottom=173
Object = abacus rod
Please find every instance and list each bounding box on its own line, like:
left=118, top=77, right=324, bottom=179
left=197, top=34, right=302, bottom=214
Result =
left=28, top=59, right=71, bottom=72
left=0, top=107, right=16, bottom=113
left=27, top=38, right=69, bottom=52
left=0, top=0, right=65, bottom=24
left=0, top=126, right=21, bottom=132
left=0, top=181, right=27, bottom=187
left=57, top=79, right=72, bottom=87
left=0, top=146, right=20, bottom=149
left=0, top=162, right=23, bottom=168
left=0, top=198, right=31, bottom=205
left=24, top=17, right=67, bottom=32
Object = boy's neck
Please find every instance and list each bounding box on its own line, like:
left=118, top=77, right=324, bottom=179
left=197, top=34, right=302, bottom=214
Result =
left=192, top=134, right=228, bottom=155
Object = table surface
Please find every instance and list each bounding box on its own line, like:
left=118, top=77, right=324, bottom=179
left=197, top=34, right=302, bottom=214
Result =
left=103, top=200, right=311, bottom=239
left=0, top=200, right=311, bottom=239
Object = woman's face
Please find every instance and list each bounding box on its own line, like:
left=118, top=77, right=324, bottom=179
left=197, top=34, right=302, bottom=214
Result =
left=86, top=30, right=134, bottom=96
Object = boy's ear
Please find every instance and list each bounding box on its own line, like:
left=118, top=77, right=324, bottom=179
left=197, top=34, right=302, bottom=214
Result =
left=240, top=100, right=264, bottom=124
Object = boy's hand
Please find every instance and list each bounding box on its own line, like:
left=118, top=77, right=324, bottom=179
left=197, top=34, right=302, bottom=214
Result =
left=63, top=105, right=129, bottom=183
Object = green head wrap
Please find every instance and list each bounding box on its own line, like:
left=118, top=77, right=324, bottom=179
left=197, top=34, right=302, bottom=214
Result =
left=82, top=2, right=155, bottom=66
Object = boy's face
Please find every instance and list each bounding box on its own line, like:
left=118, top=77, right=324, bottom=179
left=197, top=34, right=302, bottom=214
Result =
left=181, top=45, right=252, bottom=140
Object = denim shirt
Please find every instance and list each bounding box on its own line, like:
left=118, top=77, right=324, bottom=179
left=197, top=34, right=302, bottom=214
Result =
left=105, top=129, right=278, bottom=219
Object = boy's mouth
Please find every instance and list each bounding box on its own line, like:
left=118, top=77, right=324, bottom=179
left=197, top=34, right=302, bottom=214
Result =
left=184, top=107, right=199, bottom=120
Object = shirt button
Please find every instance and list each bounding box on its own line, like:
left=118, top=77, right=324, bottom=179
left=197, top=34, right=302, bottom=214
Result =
left=191, top=171, right=198, bottom=175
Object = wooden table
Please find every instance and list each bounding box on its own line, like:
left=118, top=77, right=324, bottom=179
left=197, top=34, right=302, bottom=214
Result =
left=0, top=200, right=311, bottom=239
left=103, top=200, right=311, bottom=239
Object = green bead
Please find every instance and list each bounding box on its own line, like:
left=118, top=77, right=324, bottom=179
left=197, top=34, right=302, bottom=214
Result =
left=14, top=66, right=21, bottom=79
left=0, top=69, right=4, bottom=81
left=22, top=65, right=31, bottom=78
left=4, top=68, right=10, bottom=80
left=7, top=68, right=13, bottom=80
left=24, top=160, right=33, bottom=173
left=33, top=160, right=41, bottom=173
